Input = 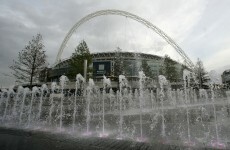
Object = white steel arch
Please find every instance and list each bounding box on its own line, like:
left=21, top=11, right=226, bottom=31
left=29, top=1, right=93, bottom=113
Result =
left=55, top=9, right=194, bottom=69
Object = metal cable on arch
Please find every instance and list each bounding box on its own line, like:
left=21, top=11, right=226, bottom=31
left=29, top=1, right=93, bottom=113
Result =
left=55, top=9, right=194, bottom=69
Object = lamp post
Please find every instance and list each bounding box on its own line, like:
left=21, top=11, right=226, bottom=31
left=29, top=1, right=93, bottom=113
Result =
left=84, top=59, right=88, bottom=81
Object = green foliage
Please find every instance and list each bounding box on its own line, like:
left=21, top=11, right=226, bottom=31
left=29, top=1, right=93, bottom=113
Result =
left=159, top=55, right=179, bottom=82
left=141, top=60, right=154, bottom=78
left=114, top=47, right=124, bottom=77
left=194, top=58, right=210, bottom=88
left=9, top=33, right=47, bottom=87
left=67, top=40, right=92, bottom=80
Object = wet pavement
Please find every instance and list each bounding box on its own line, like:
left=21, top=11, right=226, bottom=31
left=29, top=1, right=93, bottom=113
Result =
left=0, top=126, right=226, bottom=150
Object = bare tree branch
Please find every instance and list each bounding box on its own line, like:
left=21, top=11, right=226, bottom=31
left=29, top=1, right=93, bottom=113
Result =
left=9, top=33, right=47, bottom=88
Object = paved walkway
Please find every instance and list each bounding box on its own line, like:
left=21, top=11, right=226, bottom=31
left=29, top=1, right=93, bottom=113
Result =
left=0, top=127, right=226, bottom=150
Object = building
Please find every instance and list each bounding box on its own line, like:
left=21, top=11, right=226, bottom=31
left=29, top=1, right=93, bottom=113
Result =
left=222, top=69, right=230, bottom=88
left=39, top=52, right=186, bottom=89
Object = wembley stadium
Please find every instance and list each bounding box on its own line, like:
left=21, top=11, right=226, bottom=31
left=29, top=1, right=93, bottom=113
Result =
left=39, top=51, right=187, bottom=90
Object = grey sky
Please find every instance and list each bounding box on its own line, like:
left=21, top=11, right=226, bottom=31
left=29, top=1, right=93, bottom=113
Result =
left=0, top=0, right=230, bottom=87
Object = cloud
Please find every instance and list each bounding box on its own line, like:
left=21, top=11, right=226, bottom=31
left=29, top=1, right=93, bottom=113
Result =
left=205, top=48, right=230, bottom=71
left=0, top=0, right=230, bottom=87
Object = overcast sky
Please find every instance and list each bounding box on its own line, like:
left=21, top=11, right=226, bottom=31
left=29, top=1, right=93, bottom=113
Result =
left=0, top=0, right=230, bottom=87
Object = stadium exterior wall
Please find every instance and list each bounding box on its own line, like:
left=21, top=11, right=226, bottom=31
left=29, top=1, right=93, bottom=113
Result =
left=39, top=52, right=186, bottom=89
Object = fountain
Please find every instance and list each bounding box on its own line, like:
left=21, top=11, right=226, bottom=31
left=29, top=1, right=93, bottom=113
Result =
left=117, top=75, right=128, bottom=140
left=12, top=86, right=23, bottom=118
left=27, top=86, right=38, bottom=126
left=99, top=75, right=111, bottom=137
left=59, top=75, right=69, bottom=130
left=136, top=71, right=146, bottom=142
left=37, top=84, right=48, bottom=120
left=158, top=75, right=167, bottom=138
left=0, top=70, right=229, bottom=149
left=19, top=87, right=29, bottom=125
left=73, top=74, right=85, bottom=131
left=183, top=69, right=194, bottom=146
left=48, top=82, right=57, bottom=125
left=210, top=84, right=226, bottom=149
left=2, top=88, right=14, bottom=122
left=83, top=78, right=94, bottom=136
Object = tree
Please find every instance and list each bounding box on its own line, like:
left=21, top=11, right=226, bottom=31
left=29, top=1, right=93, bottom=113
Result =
left=10, top=33, right=47, bottom=88
left=68, top=40, right=92, bottom=80
left=194, top=58, right=210, bottom=88
left=159, top=55, right=179, bottom=82
left=141, top=60, right=154, bottom=78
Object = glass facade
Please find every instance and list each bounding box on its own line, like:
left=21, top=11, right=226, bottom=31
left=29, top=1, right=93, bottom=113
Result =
left=41, top=52, right=185, bottom=83
left=222, top=70, right=230, bottom=85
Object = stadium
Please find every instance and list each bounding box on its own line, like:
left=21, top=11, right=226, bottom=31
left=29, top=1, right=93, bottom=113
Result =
left=222, top=69, right=230, bottom=88
left=36, top=9, right=196, bottom=90
left=39, top=51, right=188, bottom=90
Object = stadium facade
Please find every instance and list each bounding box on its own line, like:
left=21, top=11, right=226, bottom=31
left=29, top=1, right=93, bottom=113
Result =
left=222, top=69, right=230, bottom=88
left=39, top=52, right=186, bottom=89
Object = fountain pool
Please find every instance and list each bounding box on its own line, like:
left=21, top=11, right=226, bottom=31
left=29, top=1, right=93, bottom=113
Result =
left=0, top=72, right=230, bottom=149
